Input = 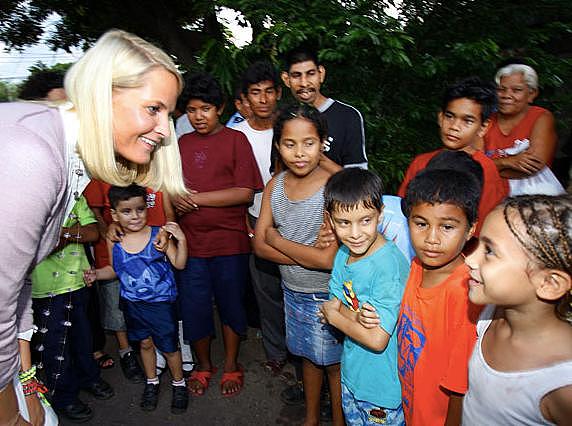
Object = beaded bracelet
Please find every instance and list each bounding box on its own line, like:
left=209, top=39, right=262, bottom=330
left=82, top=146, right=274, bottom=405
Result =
left=21, top=378, right=50, bottom=406
left=22, top=380, right=39, bottom=396
left=18, top=365, right=36, bottom=384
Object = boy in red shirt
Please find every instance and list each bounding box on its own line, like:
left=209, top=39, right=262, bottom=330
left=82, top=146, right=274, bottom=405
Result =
left=398, top=77, right=507, bottom=235
left=174, top=73, right=263, bottom=397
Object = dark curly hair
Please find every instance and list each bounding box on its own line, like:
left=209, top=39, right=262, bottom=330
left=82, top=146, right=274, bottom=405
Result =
left=441, top=76, right=497, bottom=122
left=177, top=72, right=224, bottom=111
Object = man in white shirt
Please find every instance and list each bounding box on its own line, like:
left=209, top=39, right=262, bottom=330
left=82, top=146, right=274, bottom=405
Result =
left=233, top=61, right=288, bottom=374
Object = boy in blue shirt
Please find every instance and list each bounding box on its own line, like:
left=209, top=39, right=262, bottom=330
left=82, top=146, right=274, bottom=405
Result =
left=320, top=168, right=408, bottom=425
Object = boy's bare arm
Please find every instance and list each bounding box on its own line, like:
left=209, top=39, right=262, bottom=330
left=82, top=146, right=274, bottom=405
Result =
left=319, top=153, right=343, bottom=175
left=95, top=265, right=116, bottom=281
left=189, top=187, right=254, bottom=208
left=161, top=192, right=176, bottom=222
left=320, top=298, right=390, bottom=352
left=253, top=179, right=296, bottom=265
left=91, top=206, right=108, bottom=236
left=444, top=392, right=463, bottom=426
left=52, top=222, right=99, bottom=253
left=162, top=222, right=188, bottom=270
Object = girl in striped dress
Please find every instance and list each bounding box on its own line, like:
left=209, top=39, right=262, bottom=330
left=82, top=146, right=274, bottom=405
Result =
left=253, top=104, right=344, bottom=426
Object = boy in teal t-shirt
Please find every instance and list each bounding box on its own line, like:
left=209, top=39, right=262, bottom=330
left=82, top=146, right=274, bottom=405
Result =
left=320, top=169, right=408, bottom=425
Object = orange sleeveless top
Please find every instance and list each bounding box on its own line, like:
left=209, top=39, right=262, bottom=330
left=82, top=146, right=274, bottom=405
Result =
left=484, top=106, right=553, bottom=165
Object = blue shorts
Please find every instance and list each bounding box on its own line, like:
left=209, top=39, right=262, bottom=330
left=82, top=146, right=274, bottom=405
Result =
left=342, top=382, right=404, bottom=425
left=177, top=254, right=249, bottom=342
left=283, top=285, right=342, bottom=366
left=121, top=299, right=178, bottom=353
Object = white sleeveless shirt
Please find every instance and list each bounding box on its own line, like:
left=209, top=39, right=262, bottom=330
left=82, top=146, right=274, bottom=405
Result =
left=463, top=304, right=572, bottom=426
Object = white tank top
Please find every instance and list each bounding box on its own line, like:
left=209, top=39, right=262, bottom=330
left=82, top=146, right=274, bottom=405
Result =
left=463, top=304, right=572, bottom=426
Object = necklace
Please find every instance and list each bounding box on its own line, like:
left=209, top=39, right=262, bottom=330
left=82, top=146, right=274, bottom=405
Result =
left=34, top=162, right=85, bottom=397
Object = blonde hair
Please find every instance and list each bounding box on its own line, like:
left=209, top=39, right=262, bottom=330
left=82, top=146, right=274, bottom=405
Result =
left=65, top=29, right=186, bottom=196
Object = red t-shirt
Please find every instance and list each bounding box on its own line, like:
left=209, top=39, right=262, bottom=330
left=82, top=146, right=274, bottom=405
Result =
left=178, top=126, right=263, bottom=257
left=83, top=179, right=167, bottom=268
left=398, top=149, right=507, bottom=235
left=397, top=259, right=482, bottom=426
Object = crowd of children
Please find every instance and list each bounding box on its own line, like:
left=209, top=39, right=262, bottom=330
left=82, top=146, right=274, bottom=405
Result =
left=19, top=48, right=571, bottom=426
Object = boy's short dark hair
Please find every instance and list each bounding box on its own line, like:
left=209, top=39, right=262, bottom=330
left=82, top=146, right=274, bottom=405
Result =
left=426, top=150, right=484, bottom=191
left=177, top=72, right=224, bottom=111
left=283, top=46, right=320, bottom=71
left=108, top=184, right=147, bottom=209
left=19, top=70, right=65, bottom=100
left=241, top=60, right=280, bottom=95
left=403, top=169, right=481, bottom=226
left=324, top=168, right=384, bottom=213
left=441, top=77, right=497, bottom=123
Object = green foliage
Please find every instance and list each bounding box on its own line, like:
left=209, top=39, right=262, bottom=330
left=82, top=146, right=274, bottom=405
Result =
left=0, top=80, right=19, bottom=101
left=1, top=0, right=570, bottom=192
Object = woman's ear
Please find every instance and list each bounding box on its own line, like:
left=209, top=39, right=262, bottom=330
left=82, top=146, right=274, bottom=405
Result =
left=527, top=87, right=539, bottom=104
left=536, top=269, right=572, bottom=302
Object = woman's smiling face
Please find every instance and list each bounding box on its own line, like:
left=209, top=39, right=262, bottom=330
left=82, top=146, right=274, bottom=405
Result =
left=112, top=67, right=179, bottom=164
left=497, top=73, right=537, bottom=117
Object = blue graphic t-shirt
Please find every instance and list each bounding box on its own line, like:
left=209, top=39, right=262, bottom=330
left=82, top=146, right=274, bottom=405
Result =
left=329, top=241, right=409, bottom=408
left=113, top=226, right=177, bottom=303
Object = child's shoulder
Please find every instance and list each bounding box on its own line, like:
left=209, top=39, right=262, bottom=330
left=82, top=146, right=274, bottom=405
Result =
left=413, top=149, right=443, bottom=165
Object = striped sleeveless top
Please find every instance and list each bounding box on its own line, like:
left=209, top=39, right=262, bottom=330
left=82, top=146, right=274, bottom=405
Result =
left=270, top=171, right=331, bottom=293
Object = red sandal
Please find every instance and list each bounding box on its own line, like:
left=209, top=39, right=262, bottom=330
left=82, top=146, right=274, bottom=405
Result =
left=220, top=365, right=244, bottom=397
left=187, top=367, right=217, bottom=396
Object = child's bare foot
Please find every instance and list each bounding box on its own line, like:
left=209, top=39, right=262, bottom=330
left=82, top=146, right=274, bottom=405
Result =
left=220, top=363, right=244, bottom=397
left=187, top=367, right=216, bottom=396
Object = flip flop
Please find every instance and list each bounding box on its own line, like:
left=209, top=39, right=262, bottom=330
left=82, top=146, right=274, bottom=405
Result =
left=220, top=365, right=244, bottom=398
left=188, top=367, right=217, bottom=396
left=94, top=353, right=115, bottom=369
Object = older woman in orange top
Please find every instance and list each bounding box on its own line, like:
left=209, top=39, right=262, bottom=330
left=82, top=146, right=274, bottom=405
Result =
left=483, top=64, right=564, bottom=195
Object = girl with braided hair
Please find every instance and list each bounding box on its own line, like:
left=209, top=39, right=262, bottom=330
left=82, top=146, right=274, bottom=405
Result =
left=463, top=194, right=572, bottom=425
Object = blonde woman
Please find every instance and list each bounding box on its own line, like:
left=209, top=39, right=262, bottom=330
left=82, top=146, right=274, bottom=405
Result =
left=0, top=29, right=185, bottom=425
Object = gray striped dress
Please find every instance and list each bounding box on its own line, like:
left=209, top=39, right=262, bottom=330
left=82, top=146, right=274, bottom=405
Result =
left=270, top=171, right=331, bottom=293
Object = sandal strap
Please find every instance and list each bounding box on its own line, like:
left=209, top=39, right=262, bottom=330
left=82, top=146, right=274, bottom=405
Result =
left=189, top=369, right=215, bottom=388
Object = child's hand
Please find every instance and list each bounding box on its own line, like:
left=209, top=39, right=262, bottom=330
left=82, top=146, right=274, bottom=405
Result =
left=83, top=268, right=96, bottom=287
left=319, top=298, right=342, bottom=324
left=106, top=222, right=124, bottom=242
left=265, top=227, right=281, bottom=247
left=315, top=221, right=336, bottom=248
left=358, top=302, right=380, bottom=329
left=173, top=191, right=199, bottom=215
left=162, top=222, right=185, bottom=242
left=153, top=228, right=170, bottom=252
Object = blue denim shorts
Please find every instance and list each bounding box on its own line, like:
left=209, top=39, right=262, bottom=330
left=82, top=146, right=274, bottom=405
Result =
left=342, top=382, right=405, bottom=425
left=283, top=285, right=342, bottom=366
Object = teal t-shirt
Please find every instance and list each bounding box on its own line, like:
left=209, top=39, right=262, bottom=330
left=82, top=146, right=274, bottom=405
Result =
left=329, top=240, right=408, bottom=408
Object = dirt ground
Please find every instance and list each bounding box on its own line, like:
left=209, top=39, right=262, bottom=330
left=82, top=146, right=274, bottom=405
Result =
left=59, top=327, right=314, bottom=426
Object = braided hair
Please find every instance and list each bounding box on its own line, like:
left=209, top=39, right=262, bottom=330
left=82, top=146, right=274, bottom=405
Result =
left=502, top=194, right=572, bottom=323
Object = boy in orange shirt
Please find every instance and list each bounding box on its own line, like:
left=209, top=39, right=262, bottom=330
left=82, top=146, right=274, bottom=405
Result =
left=398, top=77, right=507, bottom=235
left=361, top=168, right=482, bottom=425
